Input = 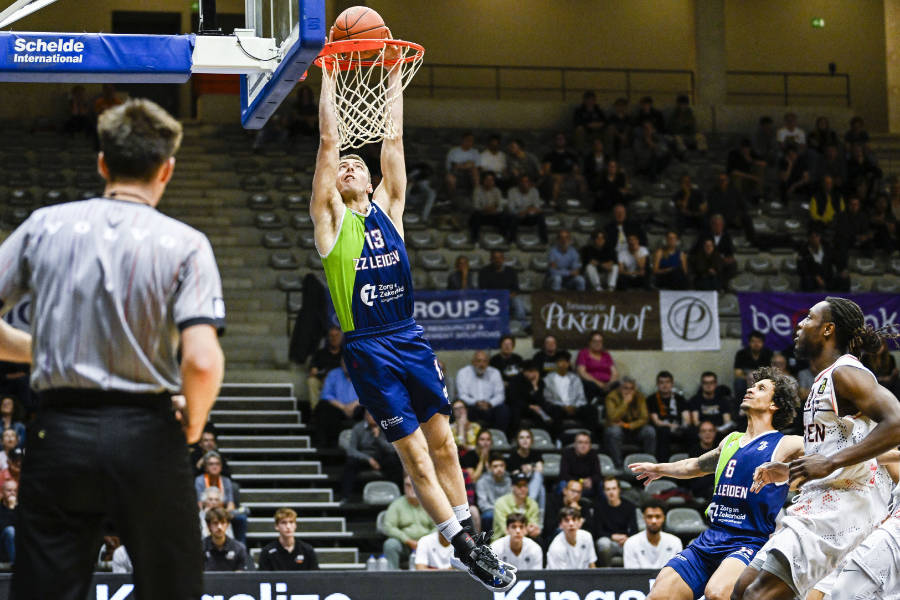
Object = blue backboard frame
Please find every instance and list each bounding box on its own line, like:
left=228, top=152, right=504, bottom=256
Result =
left=239, top=0, right=325, bottom=129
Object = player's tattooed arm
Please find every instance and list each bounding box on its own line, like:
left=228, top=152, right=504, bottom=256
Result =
left=629, top=443, right=721, bottom=485
left=695, top=446, right=721, bottom=474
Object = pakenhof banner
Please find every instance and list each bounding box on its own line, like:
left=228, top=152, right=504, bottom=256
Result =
left=660, top=291, right=720, bottom=351
left=0, top=570, right=660, bottom=600
left=737, top=293, right=900, bottom=350
left=413, top=290, right=509, bottom=350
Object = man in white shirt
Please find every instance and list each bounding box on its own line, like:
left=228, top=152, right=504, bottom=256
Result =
left=456, top=350, right=509, bottom=431
left=491, top=512, right=544, bottom=571
left=479, top=134, right=509, bottom=187
left=445, top=132, right=481, bottom=196
left=414, top=530, right=455, bottom=570
left=623, top=501, right=682, bottom=569
left=776, top=112, right=806, bottom=152
left=543, top=352, right=595, bottom=433
left=546, top=507, right=597, bottom=569
left=507, top=174, right=548, bottom=244
left=617, top=233, right=650, bottom=290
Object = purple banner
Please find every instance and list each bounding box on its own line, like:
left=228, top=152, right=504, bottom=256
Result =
left=737, top=293, right=900, bottom=350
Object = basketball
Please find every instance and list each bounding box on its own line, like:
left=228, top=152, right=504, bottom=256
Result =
left=330, top=6, right=389, bottom=42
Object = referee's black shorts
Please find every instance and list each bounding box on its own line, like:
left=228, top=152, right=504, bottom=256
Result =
left=11, top=389, right=203, bottom=600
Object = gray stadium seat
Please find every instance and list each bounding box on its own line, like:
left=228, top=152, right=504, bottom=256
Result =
left=270, top=159, right=295, bottom=175
left=408, top=230, right=438, bottom=250
left=419, top=252, right=448, bottom=271
left=766, top=275, right=791, bottom=292
left=517, top=233, right=543, bottom=252
left=446, top=232, right=474, bottom=251
left=489, top=429, right=511, bottom=452
left=783, top=218, right=803, bottom=234
left=747, top=256, right=776, bottom=275
left=781, top=256, right=798, bottom=274
left=669, top=453, right=689, bottom=463
left=429, top=271, right=450, bottom=289
left=283, top=194, right=306, bottom=211
left=891, top=258, right=900, bottom=276
left=503, top=255, right=523, bottom=270
left=297, top=231, right=317, bottom=249
left=531, top=429, right=555, bottom=451
left=291, top=212, right=313, bottom=229
left=412, top=269, right=428, bottom=290
left=306, top=251, right=324, bottom=270
left=665, top=507, right=708, bottom=537
left=254, top=212, right=283, bottom=229
left=241, top=175, right=267, bottom=191
left=518, top=272, right=540, bottom=292
left=852, top=257, right=882, bottom=275
left=276, top=175, right=303, bottom=191
left=363, top=481, right=401, bottom=506
left=247, top=193, right=274, bottom=210
left=403, top=213, right=424, bottom=229
left=851, top=278, right=871, bottom=293
left=718, top=294, right=739, bottom=317
left=42, top=189, right=68, bottom=205
left=636, top=507, right=646, bottom=531
left=530, top=255, right=549, bottom=272
left=542, top=453, right=561, bottom=478
left=276, top=274, right=303, bottom=291
left=481, top=233, right=508, bottom=250
left=598, top=453, right=621, bottom=478
left=730, top=273, right=761, bottom=292
left=376, top=510, right=388, bottom=536
left=563, top=198, right=585, bottom=212
left=875, top=277, right=900, bottom=294
left=338, top=429, right=353, bottom=451
left=234, top=158, right=260, bottom=174
left=269, top=251, right=299, bottom=270
left=262, top=231, right=292, bottom=249
left=643, top=479, right=678, bottom=498
left=575, top=215, right=597, bottom=233
left=545, top=214, right=564, bottom=232
left=467, top=254, right=486, bottom=270
left=623, top=453, right=656, bottom=480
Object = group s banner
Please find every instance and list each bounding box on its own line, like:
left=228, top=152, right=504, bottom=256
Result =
left=737, top=293, right=900, bottom=350
left=530, top=290, right=719, bottom=351
left=414, top=290, right=509, bottom=350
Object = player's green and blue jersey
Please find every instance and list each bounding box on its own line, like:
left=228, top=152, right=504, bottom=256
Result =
left=320, top=203, right=413, bottom=333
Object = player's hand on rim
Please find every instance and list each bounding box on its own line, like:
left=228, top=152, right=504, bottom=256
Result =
left=629, top=462, right=662, bottom=486
left=788, top=453, right=836, bottom=488
left=751, top=461, right=788, bottom=493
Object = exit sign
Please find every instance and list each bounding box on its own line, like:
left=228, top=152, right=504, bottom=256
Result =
left=811, top=17, right=825, bottom=28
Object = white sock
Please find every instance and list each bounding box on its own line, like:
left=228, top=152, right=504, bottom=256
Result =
left=437, top=516, right=463, bottom=542
left=453, top=504, right=472, bottom=523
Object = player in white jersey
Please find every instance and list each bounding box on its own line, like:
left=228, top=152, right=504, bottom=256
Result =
left=737, top=297, right=900, bottom=600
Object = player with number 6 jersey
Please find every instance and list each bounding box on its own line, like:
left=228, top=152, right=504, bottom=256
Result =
left=629, top=367, right=802, bottom=600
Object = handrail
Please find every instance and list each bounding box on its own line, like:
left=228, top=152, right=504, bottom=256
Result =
left=726, top=70, right=851, bottom=107
left=409, top=63, right=695, bottom=103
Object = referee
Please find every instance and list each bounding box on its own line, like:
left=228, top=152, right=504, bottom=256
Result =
left=0, top=99, right=225, bottom=599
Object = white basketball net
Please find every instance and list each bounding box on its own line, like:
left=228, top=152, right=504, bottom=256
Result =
left=321, top=42, right=424, bottom=150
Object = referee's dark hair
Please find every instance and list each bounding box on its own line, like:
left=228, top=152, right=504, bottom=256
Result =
left=98, top=98, right=183, bottom=183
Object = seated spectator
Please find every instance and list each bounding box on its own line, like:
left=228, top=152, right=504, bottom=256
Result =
left=203, top=507, right=252, bottom=571
left=604, top=98, right=632, bottom=158
left=667, top=94, right=708, bottom=155
left=622, top=501, right=682, bottom=569
left=490, top=335, right=523, bottom=389
left=533, top=334, right=567, bottom=379
left=98, top=535, right=132, bottom=573
left=698, top=214, right=737, bottom=283
left=545, top=352, right=596, bottom=435
left=306, top=326, right=343, bottom=411
left=476, top=454, right=511, bottom=535
left=870, top=194, right=897, bottom=253
left=752, top=116, right=778, bottom=165
left=448, top=255, right=476, bottom=290
left=190, top=428, right=232, bottom=478
left=835, top=196, right=875, bottom=262
left=705, top=173, right=745, bottom=232
left=633, top=120, right=670, bottom=182
left=807, top=116, right=840, bottom=155
left=605, top=377, right=656, bottom=466
left=414, top=530, right=454, bottom=570
left=778, top=144, right=811, bottom=203
left=506, top=429, right=545, bottom=514
left=575, top=331, right=618, bottom=402
left=383, top=475, right=435, bottom=569
left=776, top=112, right=806, bottom=152
left=798, top=226, right=849, bottom=292
left=0, top=480, right=15, bottom=565
left=541, top=132, right=586, bottom=208
left=456, top=350, right=509, bottom=431
left=340, top=410, right=402, bottom=501
left=672, top=174, right=707, bottom=231
left=63, top=84, right=92, bottom=136
left=445, top=132, right=480, bottom=196
left=689, top=238, right=725, bottom=291
left=573, top=91, right=607, bottom=149
left=583, top=138, right=608, bottom=191
left=479, top=251, right=527, bottom=327
left=313, top=360, right=360, bottom=448
left=544, top=478, right=595, bottom=545
left=259, top=507, right=319, bottom=571
left=595, top=477, right=638, bottom=567
left=646, top=370, right=692, bottom=460
left=507, top=139, right=541, bottom=183
left=862, top=340, right=900, bottom=399
left=617, top=233, right=651, bottom=290
left=734, top=331, right=773, bottom=399
left=604, top=203, right=647, bottom=258
left=451, top=400, right=481, bottom=454
left=195, top=451, right=247, bottom=544
left=0, top=429, right=19, bottom=471
left=845, top=116, right=871, bottom=154
left=685, top=421, right=717, bottom=500
left=593, top=159, right=633, bottom=211
left=460, top=428, right=493, bottom=483
left=581, top=230, right=618, bottom=291
left=634, top=95, right=666, bottom=132
left=0, top=397, right=23, bottom=450
left=200, top=487, right=234, bottom=539
left=493, top=471, right=542, bottom=540
left=492, top=512, right=544, bottom=570
left=469, top=173, right=509, bottom=242
left=727, top=139, right=766, bottom=201
left=546, top=507, right=597, bottom=569
left=689, top=372, right=735, bottom=432
left=546, top=229, right=586, bottom=291
left=652, top=231, right=689, bottom=290
left=560, top=432, right=602, bottom=494
left=818, top=144, right=847, bottom=188
left=845, top=143, right=881, bottom=202
left=0, top=448, right=21, bottom=488
left=506, top=174, right=548, bottom=244
left=809, top=175, right=845, bottom=230
left=508, top=360, right=552, bottom=432
left=479, top=133, right=509, bottom=188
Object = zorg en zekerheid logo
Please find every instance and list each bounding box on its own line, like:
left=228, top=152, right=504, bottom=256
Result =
left=666, top=296, right=713, bottom=342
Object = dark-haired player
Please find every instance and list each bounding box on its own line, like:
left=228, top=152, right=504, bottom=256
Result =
left=629, top=367, right=801, bottom=600
left=311, top=55, right=514, bottom=591
left=736, top=297, right=900, bottom=600
left=0, top=99, right=225, bottom=600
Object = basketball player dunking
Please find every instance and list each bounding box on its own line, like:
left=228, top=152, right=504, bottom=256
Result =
left=310, top=52, right=515, bottom=591
left=735, top=297, right=900, bottom=600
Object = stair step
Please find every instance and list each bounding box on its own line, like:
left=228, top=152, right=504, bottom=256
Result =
left=248, top=516, right=345, bottom=534
left=220, top=383, right=294, bottom=397
left=240, top=488, right=333, bottom=503
left=230, top=461, right=320, bottom=475
left=249, top=546, right=358, bottom=564
left=214, top=398, right=297, bottom=411
left=208, top=410, right=300, bottom=424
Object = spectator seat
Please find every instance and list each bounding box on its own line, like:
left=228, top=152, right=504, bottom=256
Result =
left=254, top=212, right=283, bottom=229
left=851, top=257, right=882, bottom=276
left=306, top=251, right=324, bottom=270
left=481, top=233, right=508, bottom=251
left=623, top=453, right=657, bottom=481
left=544, top=214, right=564, bottom=232
left=8, top=189, right=32, bottom=206
left=518, top=272, right=540, bottom=292
left=517, top=233, right=543, bottom=252
left=890, top=258, right=900, bottom=277
left=875, top=278, right=900, bottom=294
left=747, top=256, right=777, bottom=275
left=42, top=189, right=68, bottom=205
left=363, top=481, right=401, bottom=506
left=247, top=193, right=274, bottom=210
left=531, top=429, right=555, bottom=451
left=291, top=212, right=313, bottom=229
left=297, top=230, right=316, bottom=249
left=489, top=429, right=512, bottom=452
left=234, top=158, right=260, bottom=174
left=376, top=510, right=388, bottom=536
left=718, top=294, right=739, bottom=317
left=781, top=256, right=798, bottom=274
left=283, top=194, right=307, bottom=211
left=850, top=278, right=871, bottom=293
left=574, top=216, right=597, bottom=233
left=766, top=275, right=791, bottom=292
left=664, top=507, right=708, bottom=537
left=543, top=453, right=561, bottom=478
left=262, top=231, right=292, bottom=249
left=447, top=232, right=474, bottom=251
left=598, top=453, right=621, bottom=478
left=338, top=429, right=353, bottom=451
left=668, top=453, right=689, bottom=463
left=643, top=480, right=685, bottom=506
left=276, top=274, right=303, bottom=291
left=419, top=252, right=448, bottom=271
left=530, top=255, right=549, bottom=272
left=402, top=213, right=424, bottom=230
left=429, top=271, right=450, bottom=289
left=412, top=269, right=428, bottom=290
left=408, top=230, right=439, bottom=250
left=269, top=251, right=299, bottom=270
left=729, top=273, right=761, bottom=293
left=240, top=175, right=267, bottom=191
left=276, top=175, right=303, bottom=191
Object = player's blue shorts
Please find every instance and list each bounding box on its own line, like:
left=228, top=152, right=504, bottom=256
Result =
left=342, top=317, right=451, bottom=443
left=665, top=525, right=767, bottom=599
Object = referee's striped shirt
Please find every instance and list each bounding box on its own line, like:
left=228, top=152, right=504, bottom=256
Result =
left=0, top=197, right=225, bottom=394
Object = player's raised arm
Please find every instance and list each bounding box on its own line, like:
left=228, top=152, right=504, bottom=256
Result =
left=790, top=366, right=900, bottom=487
left=310, top=76, right=343, bottom=240
left=629, top=439, right=723, bottom=485
left=373, top=41, right=407, bottom=224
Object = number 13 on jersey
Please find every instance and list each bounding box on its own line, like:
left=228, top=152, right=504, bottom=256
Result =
left=364, top=229, right=384, bottom=250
